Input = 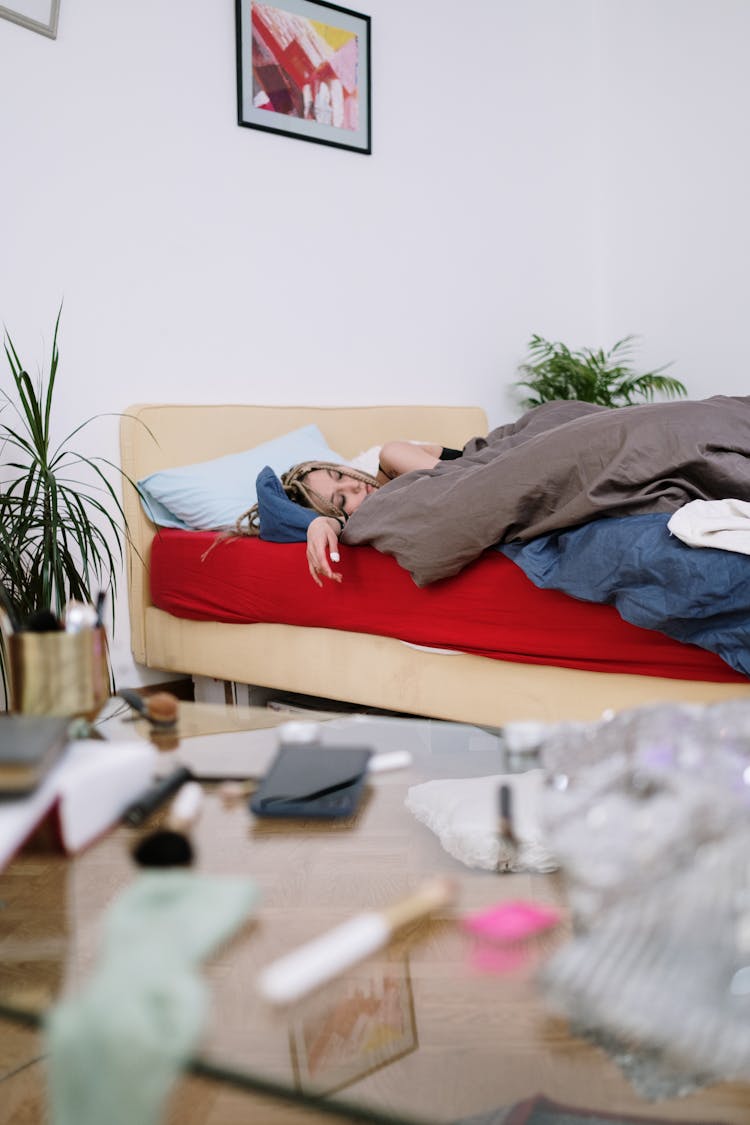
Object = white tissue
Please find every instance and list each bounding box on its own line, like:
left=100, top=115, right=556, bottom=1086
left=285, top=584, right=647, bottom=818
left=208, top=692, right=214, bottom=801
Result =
left=405, top=769, right=557, bottom=873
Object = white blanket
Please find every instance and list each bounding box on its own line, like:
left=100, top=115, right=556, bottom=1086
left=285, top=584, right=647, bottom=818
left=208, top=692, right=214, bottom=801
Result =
left=668, top=497, right=750, bottom=555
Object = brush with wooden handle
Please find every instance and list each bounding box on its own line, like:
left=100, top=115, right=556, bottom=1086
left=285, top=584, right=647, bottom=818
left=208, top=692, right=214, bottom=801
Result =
left=257, top=876, right=457, bottom=1005
left=119, top=688, right=179, bottom=729
left=132, top=780, right=204, bottom=868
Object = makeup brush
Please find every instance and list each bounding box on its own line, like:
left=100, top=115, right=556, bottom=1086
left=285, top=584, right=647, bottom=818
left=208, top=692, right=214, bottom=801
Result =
left=132, top=780, right=204, bottom=868
left=118, top=688, right=179, bottom=728
left=94, top=589, right=106, bottom=627
left=496, top=782, right=518, bottom=874
left=122, top=765, right=194, bottom=826
left=24, top=608, right=63, bottom=632
left=499, top=782, right=517, bottom=845
left=258, top=875, right=457, bottom=1005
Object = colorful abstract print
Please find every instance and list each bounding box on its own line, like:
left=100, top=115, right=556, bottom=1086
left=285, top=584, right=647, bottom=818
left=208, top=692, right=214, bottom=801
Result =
left=252, top=3, right=359, bottom=131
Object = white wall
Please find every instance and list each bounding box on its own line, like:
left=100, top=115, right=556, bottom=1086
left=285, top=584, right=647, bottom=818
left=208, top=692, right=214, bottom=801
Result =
left=1, top=0, right=748, bottom=687
left=596, top=0, right=750, bottom=389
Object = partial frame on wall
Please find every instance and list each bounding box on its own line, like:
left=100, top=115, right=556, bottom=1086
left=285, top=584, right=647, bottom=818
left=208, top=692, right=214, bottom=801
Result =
left=0, top=0, right=59, bottom=38
left=235, top=0, right=371, bottom=154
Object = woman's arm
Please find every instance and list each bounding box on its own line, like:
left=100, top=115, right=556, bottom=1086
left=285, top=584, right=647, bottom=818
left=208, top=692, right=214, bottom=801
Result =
left=306, top=516, right=343, bottom=586
left=377, top=441, right=443, bottom=482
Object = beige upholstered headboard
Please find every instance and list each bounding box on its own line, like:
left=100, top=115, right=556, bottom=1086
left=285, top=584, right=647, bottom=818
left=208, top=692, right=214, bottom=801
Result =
left=119, top=404, right=488, bottom=665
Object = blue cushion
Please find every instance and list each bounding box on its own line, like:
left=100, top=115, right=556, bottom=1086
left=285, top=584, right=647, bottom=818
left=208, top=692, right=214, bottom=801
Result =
left=255, top=466, right=319, bottom=542
left=137, top=424, right=345, bottom=530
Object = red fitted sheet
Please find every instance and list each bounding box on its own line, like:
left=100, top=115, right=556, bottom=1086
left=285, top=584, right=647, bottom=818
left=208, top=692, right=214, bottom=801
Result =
left=149, top=530, right=745, bottom=682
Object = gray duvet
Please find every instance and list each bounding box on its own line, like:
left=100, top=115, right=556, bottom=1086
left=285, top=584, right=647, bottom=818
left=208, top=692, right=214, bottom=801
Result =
left=339, top=396, right=750, bottom=586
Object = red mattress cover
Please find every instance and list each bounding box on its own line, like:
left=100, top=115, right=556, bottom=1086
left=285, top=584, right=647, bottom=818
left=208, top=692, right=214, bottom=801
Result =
left=149, top=530, right=745, bottom=682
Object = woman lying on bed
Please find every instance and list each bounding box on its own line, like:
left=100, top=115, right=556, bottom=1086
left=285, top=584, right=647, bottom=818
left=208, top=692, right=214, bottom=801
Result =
left=238, top=393, right=750, bottom=589
left=238, top=441, right=463, bottom=586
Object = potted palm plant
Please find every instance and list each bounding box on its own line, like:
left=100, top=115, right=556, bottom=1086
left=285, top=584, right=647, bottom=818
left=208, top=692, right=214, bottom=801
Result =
left=0, top=308, right=130, bottom=700
left=515, top=334, right=688, bottom=408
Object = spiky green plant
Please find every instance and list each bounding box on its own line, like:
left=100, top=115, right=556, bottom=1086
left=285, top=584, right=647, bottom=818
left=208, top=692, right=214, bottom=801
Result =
left=0, top=308, right=130, bottom=684
left=515, top=334, right=687, bottom=409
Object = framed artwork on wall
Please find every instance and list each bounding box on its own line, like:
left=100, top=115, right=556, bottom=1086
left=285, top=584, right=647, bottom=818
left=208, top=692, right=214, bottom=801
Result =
left=0, top=0, right=59, bottom=38
left=235, top=0, right=371, bottom=155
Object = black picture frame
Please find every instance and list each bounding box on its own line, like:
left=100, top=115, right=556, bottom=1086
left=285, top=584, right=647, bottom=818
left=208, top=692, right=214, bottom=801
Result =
left=235, top=0, right=371, bottom=155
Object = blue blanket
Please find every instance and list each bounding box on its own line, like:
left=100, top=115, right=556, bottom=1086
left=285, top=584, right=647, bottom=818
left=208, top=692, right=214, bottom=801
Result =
left=498, top=514, right=750, bottom=678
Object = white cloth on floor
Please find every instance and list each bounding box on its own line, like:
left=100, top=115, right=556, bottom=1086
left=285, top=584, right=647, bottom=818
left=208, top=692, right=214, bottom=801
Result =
left=668, top=498, right=750, bottom=555
left=405, top=769, right=557, bottom=873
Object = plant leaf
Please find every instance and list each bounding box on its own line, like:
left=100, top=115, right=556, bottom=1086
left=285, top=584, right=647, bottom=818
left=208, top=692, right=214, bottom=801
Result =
left=0, top=308, right=133, bottom=688
left=514, top=334, right=686, bottom=409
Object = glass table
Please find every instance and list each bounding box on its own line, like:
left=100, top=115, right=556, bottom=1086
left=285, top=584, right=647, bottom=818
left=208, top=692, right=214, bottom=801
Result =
left=2, top=700, right=749, bottom=1124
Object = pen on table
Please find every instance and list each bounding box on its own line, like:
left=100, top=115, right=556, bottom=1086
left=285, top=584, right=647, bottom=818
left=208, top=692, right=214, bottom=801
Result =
left=122, top=765, right=193, bottom=826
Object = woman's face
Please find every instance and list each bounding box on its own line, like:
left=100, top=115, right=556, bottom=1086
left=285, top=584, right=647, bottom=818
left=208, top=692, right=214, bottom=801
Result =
left=304, top=467, right=376, bottom=517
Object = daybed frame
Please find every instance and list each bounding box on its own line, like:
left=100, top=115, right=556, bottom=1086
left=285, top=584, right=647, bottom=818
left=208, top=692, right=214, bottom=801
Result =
left=120, top=404, right=750, bottom=725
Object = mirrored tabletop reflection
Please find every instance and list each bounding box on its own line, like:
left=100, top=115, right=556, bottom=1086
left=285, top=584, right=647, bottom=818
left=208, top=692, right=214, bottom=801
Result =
left=2, top=702, right=749, bottom=1124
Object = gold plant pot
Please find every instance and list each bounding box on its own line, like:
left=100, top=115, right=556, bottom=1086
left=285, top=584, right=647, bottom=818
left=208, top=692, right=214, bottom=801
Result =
left=8, top=627, right=110, bottom=719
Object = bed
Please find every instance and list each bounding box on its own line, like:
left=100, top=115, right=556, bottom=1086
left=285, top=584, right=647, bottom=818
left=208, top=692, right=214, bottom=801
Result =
left=119, top=403, right=750, bottom=726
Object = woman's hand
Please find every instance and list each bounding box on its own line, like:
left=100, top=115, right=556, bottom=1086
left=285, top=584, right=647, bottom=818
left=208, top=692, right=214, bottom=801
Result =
left=306, top=517, right=343, bottom=586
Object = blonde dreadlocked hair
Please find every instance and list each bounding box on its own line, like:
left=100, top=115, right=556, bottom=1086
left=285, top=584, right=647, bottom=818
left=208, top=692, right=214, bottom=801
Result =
left=235, top=461, right=381, bottom=537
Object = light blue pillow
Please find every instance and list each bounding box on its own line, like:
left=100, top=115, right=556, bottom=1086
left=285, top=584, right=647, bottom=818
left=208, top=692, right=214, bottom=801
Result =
left=137, top=424, right=345, bottom=530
